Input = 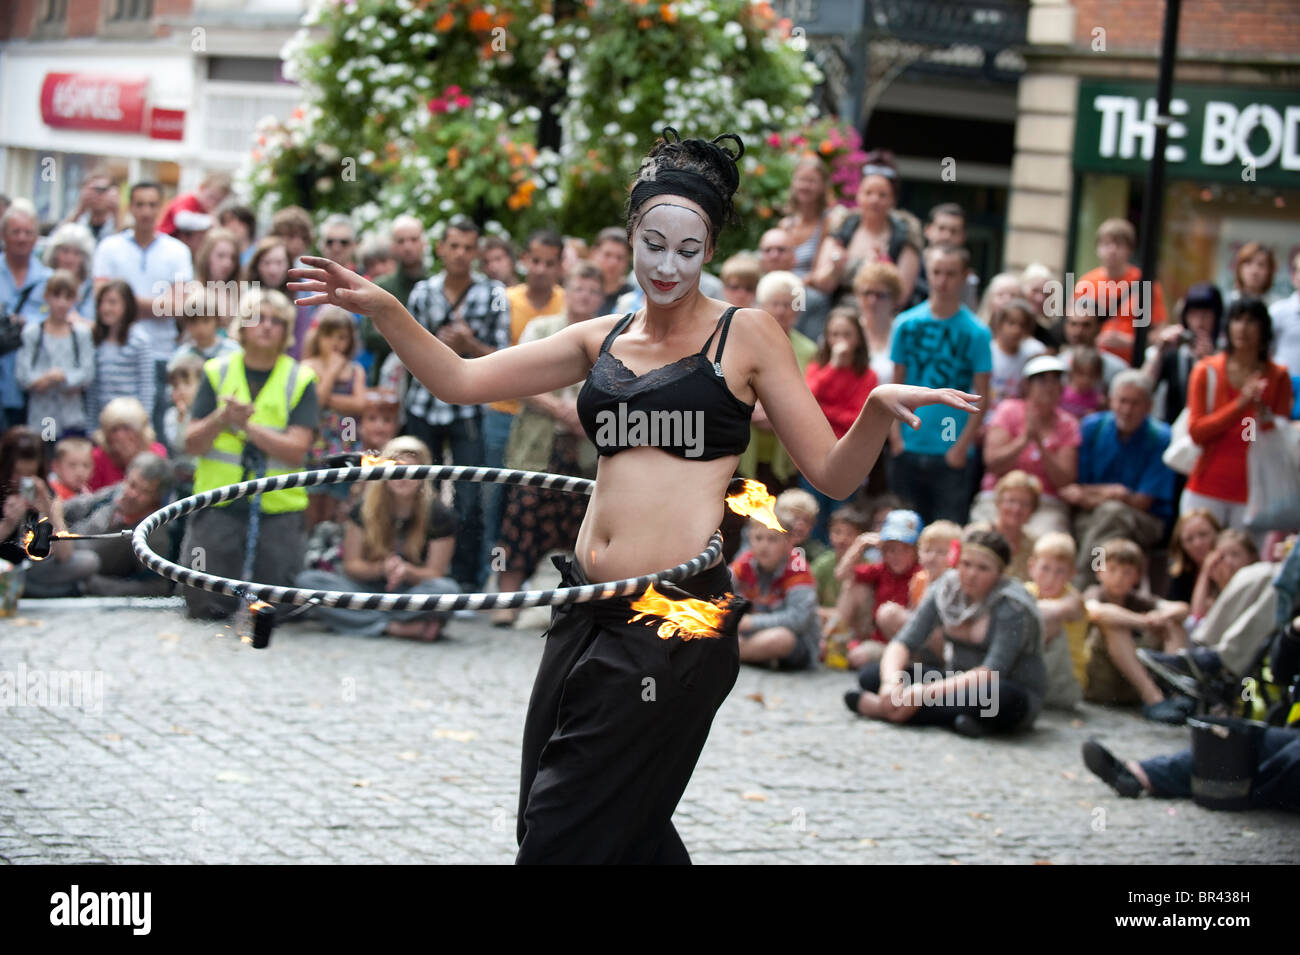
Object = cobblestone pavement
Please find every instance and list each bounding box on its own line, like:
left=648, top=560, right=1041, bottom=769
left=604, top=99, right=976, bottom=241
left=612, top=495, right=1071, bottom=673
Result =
left=2, top=591, right=1296, bottom=865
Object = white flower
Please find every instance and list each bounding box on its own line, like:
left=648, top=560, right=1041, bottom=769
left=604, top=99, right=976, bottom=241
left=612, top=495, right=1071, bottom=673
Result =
left=532, top=13, right=555, bottom=29
left=523, top=105, right=542, bottom=122
left=622, top=132, right=638, bottom=147
left=617, top=98, right=635, bottom=114
left=557, top=43, right=575, bottom=60
left=359, top=16, right=376, bottom=31
left=699, top=9, right=719, bottom=23
left=547, top=186, right=562, bottom=208
left=603, top=122, right=620, bottom=137
left=723, top=21, right=743, bottom=37
left=440, top=199, right=455, bottom=212
left=359, top=149, right=376, bottom=165
left=345, top=78, right=364, bottom=96
left=316, top=176, right=334, bottom=194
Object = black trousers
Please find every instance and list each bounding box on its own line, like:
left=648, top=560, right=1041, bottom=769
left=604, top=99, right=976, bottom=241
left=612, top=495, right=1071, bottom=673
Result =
left=516, top=553, right=745, bottom=864
left=857, top=660, right=1035, bottom=733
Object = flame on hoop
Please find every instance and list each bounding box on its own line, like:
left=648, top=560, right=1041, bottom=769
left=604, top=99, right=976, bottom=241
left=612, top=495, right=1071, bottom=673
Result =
left=628, top=583, right=733, bottom=640
left=725, top=478, right=783, bottom=531
left=21, top=519, right=52, bottom=561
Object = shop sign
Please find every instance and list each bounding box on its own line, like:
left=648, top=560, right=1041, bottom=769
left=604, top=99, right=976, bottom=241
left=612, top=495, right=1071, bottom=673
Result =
left=149, top=108, right=186, bottom=141
left=40, top=73, right=150, bottom=134
left=1074, top=81, right=1300, bottom=188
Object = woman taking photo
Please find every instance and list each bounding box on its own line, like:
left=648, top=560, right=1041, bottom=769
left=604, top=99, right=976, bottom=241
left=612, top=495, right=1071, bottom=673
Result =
left=845, top=526, right=1047, bottom=737
left=295, top=436, right=460, bottom=641
left=290, top=127, right=977, bottom=865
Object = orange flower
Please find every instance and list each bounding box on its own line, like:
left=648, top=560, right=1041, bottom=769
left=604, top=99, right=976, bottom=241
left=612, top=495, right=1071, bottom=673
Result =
left=291, top=107, right=305, bottom=120
left=659, top=3, right=676, bottom=23
left=495, top=11, right=513, bottom=28
left=819, top=140, right=833, bottom=155
left=469, top=10, right=492, bottom=30
left=435, top=12, right=454, bottom=30
left=754, top=163, right=765, bottom=175
left=638, top=17, right=651, bottom=28
left=448, top=146, right=461, bottom=169
left=758, top=205, right=772, bottom=218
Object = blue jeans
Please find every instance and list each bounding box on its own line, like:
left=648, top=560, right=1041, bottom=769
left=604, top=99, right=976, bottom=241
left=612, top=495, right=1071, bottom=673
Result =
left=404, top=412, right=487, bottom=590
left=886, top=450, right=973, bottom=526
left=1140, top=727, right=1300, bottom=811
left=480, top=407, right=515, bottom=581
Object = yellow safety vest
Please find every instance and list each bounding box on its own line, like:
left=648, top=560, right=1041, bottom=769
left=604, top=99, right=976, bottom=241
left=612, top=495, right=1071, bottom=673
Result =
left=193, top=353, right=316, bottom=514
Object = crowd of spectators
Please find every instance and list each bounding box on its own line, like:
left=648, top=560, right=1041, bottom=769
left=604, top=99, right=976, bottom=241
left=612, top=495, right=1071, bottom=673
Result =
left=1, top=155, right=1297, bottom=734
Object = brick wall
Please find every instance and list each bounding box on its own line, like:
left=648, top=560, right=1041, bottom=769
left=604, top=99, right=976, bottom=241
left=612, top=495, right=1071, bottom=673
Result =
left=1072, top=0, right=1300, bottom=56
left=0, top=0, right=38, bottom=40
left=67, top=0, right=100, bottom=37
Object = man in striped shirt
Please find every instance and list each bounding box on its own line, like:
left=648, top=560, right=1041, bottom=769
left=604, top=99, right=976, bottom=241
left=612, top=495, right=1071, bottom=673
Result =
left=403, top=216, right=511, bottom=591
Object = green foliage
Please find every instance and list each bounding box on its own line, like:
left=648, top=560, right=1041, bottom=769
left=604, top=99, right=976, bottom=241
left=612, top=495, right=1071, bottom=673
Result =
left=249, top=0, right=837, bottom=254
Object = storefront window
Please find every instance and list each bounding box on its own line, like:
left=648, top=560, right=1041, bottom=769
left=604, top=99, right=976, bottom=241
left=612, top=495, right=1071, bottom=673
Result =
left=1073, top=172, right=1299, bottom=310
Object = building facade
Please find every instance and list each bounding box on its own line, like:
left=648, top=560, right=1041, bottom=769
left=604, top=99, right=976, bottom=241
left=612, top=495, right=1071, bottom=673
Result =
left=1007, top=0, right=1300, bottom=306
left=0, top=0, right=306, bottom=225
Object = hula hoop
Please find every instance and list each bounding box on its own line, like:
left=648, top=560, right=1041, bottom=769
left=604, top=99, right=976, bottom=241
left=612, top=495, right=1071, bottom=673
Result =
left=131, top=464, right=725, bottom=612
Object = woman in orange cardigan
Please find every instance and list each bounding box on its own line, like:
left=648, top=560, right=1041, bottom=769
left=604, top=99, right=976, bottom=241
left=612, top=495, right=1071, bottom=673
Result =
left=1182, top=298, right=1292, bottom=540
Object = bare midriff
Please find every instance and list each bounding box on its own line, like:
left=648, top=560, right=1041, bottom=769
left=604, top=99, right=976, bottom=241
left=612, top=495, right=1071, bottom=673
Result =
left=574, top=447, right=738, bottom=583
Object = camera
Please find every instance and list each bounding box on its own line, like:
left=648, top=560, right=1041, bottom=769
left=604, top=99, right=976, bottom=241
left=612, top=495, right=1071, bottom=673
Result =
left=20, top=477, right=35, bottom=500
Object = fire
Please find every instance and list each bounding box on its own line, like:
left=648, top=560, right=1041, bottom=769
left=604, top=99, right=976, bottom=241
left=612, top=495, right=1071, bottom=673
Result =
left=361, top=453, right=398, bottom=467
left=249, top=600, right=273, bottom=612
left=725, top=478, right=784, bottom=531
left=21, top=528, right=41, bottom=560
left=628, top=582, right=733, bottom=640
left=21, top=519, right=53, bottom=561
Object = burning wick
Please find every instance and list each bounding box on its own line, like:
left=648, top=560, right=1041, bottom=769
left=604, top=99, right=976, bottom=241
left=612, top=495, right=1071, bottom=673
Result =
left=725, top=478, right=783, bottom=531
left=21, top=519, right=54, bottom=560
left=243, top=600, right=276, bottom=649
left=628, top=583, right=735, bottom=640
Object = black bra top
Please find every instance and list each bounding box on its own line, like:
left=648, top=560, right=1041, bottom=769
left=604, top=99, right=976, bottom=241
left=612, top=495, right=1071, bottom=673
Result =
left=577, top=306, right=754, bottom=460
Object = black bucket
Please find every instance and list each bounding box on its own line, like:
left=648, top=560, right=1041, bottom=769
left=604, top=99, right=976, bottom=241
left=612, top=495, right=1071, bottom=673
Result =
left=1187, top=716, right=1269, bottom=810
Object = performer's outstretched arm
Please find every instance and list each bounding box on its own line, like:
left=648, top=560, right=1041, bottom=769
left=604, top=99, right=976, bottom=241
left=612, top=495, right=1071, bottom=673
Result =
left=741, top=306, right=981, bottom=500
left=289, top=257, right=592, bottom=405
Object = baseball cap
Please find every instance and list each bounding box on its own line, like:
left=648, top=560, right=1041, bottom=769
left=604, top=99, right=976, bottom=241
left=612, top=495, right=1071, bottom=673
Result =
left=1023, top=354, right=1067, bottom=380
left=880, top=509, right=922, bottom=546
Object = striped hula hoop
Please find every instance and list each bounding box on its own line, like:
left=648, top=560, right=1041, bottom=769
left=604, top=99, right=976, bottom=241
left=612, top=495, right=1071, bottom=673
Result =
left=130, top=463, right=725, bottom=612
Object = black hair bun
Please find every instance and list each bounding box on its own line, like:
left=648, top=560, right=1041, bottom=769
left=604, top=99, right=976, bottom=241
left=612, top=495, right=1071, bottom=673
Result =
left=627, top=127, right=746, bottom=240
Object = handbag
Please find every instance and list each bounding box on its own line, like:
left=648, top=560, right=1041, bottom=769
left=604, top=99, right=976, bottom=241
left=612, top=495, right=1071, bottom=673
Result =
left=1245, top=420, right=1300, bottom=532
left=0, top=285, right=35, bottom=355
left=1163, top=363, right=1216, bottom=475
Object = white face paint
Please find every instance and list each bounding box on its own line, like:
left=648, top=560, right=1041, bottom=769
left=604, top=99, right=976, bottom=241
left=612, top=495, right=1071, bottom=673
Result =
left=633, top=201, right=709, bottom=306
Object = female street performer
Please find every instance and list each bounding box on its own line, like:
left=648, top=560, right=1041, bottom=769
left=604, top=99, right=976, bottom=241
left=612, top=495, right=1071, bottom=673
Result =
left=289, top=128, right=980, bottom=864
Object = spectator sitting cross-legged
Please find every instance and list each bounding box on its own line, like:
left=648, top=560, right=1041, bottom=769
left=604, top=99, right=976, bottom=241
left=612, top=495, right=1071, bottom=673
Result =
left=0, top=426, right=99, bottom=596
left=833, top=508, right=924, bottom=669
left=1082, top=537, right=1192, bottom=725
left=730, top=504, right=822, bottom=671
left=48, top=435, right=94, bottom=501
left=1026, top=532, right=1088, bottom=709
left=295, top=436, right=460, bottom=641
left=845, top=526, right=1048, bottom=738
left=1163, top=508, right=1221, bottom=603
left=63, top=451, right=173, bottom=596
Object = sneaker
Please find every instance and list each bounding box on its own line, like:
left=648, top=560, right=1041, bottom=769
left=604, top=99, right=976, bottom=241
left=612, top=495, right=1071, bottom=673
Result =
left=952, top=713, right=988, bottom=738
left=1081, top=739, right=1142, bottom=797
left=1136, top=648, right=1204, bottom=699
left=1141, top=696, right=1190, bottom=725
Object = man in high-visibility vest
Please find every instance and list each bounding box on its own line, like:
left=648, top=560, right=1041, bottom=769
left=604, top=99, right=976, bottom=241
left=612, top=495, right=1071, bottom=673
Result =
left=181, top=288, right=318, bottom=619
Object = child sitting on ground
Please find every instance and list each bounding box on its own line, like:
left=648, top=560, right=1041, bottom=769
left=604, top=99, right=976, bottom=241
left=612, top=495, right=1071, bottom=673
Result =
left=48, top=435, right=95, bottom=500
left=1026, top=531, right=1088, bottom=708
left=775, top=487, right=826, bottom=566
left=1083, top=537, right=1192, bottom=724
left=812, top=505, right=870, bottom=616
left=730, top=504, right=821, bottom=671
left=833, top=509, right=924, bottom=669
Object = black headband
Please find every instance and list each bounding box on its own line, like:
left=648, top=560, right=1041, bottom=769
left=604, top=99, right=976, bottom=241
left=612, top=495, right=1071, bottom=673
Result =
left=629, top=168, right=725, bottom=236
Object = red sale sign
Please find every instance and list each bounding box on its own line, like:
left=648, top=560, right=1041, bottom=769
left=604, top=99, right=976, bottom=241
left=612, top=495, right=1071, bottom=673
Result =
left=40, top=73, right=149, bottom=134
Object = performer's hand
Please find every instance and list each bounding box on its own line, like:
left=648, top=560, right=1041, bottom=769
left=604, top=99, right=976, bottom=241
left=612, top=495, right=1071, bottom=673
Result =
left=289, top=256, right=396, bottom=316
left=868, top=384, right=981, bottom=430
